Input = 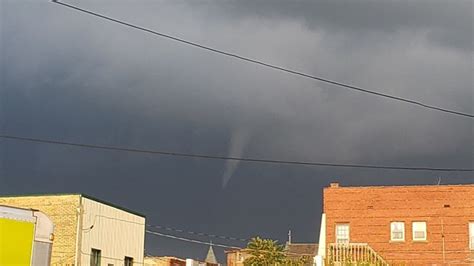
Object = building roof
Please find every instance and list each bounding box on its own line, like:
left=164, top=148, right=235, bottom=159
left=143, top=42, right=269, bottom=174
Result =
left=144, top=256, right=186, bottom=262
left=0, top=204, right=37, bottom=212
left=0, top=193, right=146, bottom=218
left=224, top=248, right=250, bottom=254
left=326, top=182, right=474, bottom=190
left=286, top=243, right=318, bottom=256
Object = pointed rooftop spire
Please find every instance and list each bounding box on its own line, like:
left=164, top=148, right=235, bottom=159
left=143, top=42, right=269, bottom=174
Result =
left=205, top=242, right=218, bottom=264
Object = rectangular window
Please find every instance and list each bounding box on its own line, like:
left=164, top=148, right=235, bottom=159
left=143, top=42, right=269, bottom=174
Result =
left=90, top=249, right=101, bottom=266
left=469, top=222, right=474, bottom=250
left=124, top=257, right=133, bottom=266
left=238, top=253, right=244, bottom=262
left=390, top=222, right=405, bottom=241
left=335, top=224, right=350, bottom=244
left=412, top=222, right=427, bottom=241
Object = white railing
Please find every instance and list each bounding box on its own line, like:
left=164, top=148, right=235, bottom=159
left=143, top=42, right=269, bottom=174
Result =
left=327, top=243, right=388, bottom=265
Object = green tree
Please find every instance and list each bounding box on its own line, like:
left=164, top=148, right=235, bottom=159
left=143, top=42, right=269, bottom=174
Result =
left=286, top=256, right=311, bottom=266
left=243, top=237, right=312, bottom=266
left=243, top=237, right=286, bottom=266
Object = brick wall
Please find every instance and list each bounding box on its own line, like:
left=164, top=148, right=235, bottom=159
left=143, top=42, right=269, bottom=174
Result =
left=226, top=251, right=238, bottom=266
left=324, top=184, right=474, bottom=265
left=226, top=250, right=252, bottom=266
left=0, top=195, right=80, bottom=266
left=144, top=257, right=186, bottom=266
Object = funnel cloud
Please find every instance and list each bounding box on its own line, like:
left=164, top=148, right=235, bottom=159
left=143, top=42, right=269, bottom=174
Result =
left=222, top=128, right=251, bottom=188
left=0, top=0, right=472, bottom=260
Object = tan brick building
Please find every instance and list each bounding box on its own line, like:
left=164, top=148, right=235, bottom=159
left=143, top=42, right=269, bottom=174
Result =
left=225, top=249, right=252, bottom=266
left=144, top=256, right=186, bottom=266
left=0, top=194, right=145, bottom=266
left=318, top=183, right=474, bottom=265
left=144, top=256, right=218, bottom=266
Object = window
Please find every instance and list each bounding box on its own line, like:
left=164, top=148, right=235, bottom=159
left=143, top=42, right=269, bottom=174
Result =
left=412, top=222, right=427, bottom=241
left=469, top=222, right=474, bottom=250
left=335, top=224, right=350, bottom=244
left=90, top=249, right=101, bottom=266
left=238, top=253, right=244, bottom=262
left=390, top=222, right=405, bottom=241
left=124, top=257, right=133, bottom=266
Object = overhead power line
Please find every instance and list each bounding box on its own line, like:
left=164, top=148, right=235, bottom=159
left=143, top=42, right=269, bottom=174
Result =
left=83, top=213, right=249, bottom=242
left=1, top=135, right=472, bottom=172
left=83, top=213, right=312, bottom=255
left=51, top=0, right=473, bottom=119
left=146, top=230, right=241, bottom=250
left=145, top=230, right=316, bottom=256
left=146, top=224, right=249, bottom=242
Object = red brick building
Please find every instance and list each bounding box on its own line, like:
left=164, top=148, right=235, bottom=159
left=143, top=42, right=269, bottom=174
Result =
left=318, top=183, right=474, bottom=265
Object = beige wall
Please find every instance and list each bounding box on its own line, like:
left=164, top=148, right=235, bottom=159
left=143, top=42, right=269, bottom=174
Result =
left=226, top=250, right=251, bottom=266
left=144, top=257, right=167, bottom=266
left=79, top=197, right=146, bottom=266
left=0, top=195, right=80, bottom=266
left=144, top=256, right=187, bottom=266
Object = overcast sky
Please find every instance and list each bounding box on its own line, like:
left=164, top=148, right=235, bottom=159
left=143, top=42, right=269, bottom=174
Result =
left=1, top=0, right=473, bottom=261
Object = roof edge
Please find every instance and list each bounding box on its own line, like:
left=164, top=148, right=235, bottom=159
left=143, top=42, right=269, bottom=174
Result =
left=81, top=194, right=146, bottom=218
left=325, top=183, right=474, bottom=189
left=0, top=193, right=146, bottom=218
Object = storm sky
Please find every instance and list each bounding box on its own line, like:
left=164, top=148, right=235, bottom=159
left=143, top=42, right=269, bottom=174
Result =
left=1, top=0, right=473, bottom=261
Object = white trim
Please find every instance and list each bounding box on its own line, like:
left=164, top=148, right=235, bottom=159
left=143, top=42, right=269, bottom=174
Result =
left=390, top=221, right=405, bottom=242
left=335, top=223, right=350, bottom=244
left=412, top=221, right=427, bottom=241
left=75, top=196, right=83, bottom=266
left=469, top=222, right=474, bottom=251
left=317, top=213, right=326, bottom=258
left=0, top=206, right=36, bottom=222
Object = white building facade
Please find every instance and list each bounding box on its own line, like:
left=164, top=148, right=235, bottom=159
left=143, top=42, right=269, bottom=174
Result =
left=78, top=196, right=146, bottom=266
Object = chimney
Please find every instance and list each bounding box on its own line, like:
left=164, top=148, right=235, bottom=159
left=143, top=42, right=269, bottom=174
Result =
left=330, top=182, right=340, bottom=188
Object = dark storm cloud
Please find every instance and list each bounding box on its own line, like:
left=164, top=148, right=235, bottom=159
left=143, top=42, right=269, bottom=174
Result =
left=201, top=0, right=473, bottom=52
left=1, top=0, right=473, bottom=261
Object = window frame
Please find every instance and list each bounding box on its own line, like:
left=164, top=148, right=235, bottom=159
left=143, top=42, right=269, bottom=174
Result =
left=124, top=256, right=133, bottom=266
left=412, top=221, right=427, bottom=241
left=238, top=253, right=244, bottom=262
left=335, top=223, right=350, bottom=244
left=469, top=222, right=474, bottom=251
left=90, top=248, right=101, bottom=266
left=390, top=221, right=405, bottom=242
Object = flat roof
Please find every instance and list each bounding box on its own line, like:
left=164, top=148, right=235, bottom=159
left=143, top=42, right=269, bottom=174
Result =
left=0, top=193, right=146, bottom=218
left=326, top=182, right=474, bottom=189
left=0, top=204, right=36, bottom=212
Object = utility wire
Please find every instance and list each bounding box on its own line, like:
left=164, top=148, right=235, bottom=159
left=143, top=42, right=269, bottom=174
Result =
left=145, top=230, right=316, bottom=256
left=51, top=0, right=474, bottom=119
left=1, top=134, right=473, bottom=172
left=83, top=213, right=249, bottom=242
left=146, top=224, right=249, bottom=242
left=146, top=230, right=242, bottom=250
left=81, top=214, right=312, bottom=256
